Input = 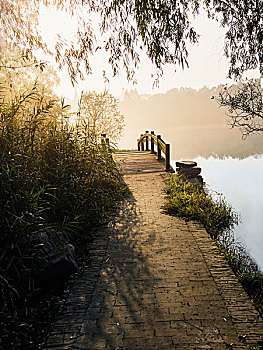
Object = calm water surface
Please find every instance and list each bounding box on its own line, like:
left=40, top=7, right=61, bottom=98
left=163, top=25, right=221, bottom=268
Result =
left=173, top=156, right=263, bottom=270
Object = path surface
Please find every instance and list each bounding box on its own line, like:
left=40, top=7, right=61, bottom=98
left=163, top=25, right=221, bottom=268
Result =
left=45, top=151, right=263, bottom=350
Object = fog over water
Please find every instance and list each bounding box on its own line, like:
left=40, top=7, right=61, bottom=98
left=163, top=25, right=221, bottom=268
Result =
left=119, top=87, right=263, bottom=158
left=119, top=86, right=263, bottom=270
left=184, top=156, right=263, bottom=270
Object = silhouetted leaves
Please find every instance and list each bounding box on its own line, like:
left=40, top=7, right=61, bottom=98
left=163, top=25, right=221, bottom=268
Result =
left=213, top=80, right=263, bottom=137
left=204, top=0, right=263, bottom=79
left=1, top=0, right=262, bottom=83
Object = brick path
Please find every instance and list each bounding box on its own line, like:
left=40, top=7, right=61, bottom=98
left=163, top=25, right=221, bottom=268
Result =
left=45, top=153, right=263, bottom=350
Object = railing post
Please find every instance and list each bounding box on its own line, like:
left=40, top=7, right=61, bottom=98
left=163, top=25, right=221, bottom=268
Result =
left=150, top=131, right=155, bottom=153
left=137, top=139, right=140, bottom=151
left=165, top=144, right=170, bottom=171
left=145, top=130, right=149, bottom=151
left=157, top=135, right=161, bottom=160
left=101, top=133, right=106, bottom=143
left=141, top=134, right=144, bottom=151
left=101, top=133, right=106, bottom=147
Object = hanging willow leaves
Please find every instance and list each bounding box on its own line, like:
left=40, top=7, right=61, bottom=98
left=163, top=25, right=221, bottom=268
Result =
left=1, top=0, right=262, bottom=81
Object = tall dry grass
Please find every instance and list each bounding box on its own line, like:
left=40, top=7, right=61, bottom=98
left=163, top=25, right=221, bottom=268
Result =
left=0, top=83, right=127, bottom=348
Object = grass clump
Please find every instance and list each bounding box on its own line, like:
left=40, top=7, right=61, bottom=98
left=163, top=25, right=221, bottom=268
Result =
left=164, top=174, right=238, bottom=238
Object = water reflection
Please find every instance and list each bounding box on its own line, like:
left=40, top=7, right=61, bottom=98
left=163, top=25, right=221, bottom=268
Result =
left=174, top=156, right=263, bottom=270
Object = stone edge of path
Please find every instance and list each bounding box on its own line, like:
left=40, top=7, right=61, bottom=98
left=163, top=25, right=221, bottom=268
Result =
left=187, top=220, right=263, bottom=347
left=161, top=172, right=263, bottom=348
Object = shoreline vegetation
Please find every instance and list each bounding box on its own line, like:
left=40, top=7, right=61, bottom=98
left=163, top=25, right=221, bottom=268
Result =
left=0, top=43, right=128, bottom=349
left=164, top=174, right=263, bottom=323
left=0, top=87, right=128, bottom=349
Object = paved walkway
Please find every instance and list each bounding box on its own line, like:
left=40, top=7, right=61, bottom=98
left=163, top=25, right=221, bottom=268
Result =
left=45, top=152, right=263, bottom=349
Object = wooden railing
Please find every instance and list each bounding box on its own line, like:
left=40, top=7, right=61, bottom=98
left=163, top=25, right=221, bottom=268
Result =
left=101, top=133, right=110, bottom=147
left=137, top=131, right=173, bottom=172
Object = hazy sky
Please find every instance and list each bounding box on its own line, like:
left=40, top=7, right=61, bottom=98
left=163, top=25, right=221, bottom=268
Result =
left=38, top=5, right=259, bottom=99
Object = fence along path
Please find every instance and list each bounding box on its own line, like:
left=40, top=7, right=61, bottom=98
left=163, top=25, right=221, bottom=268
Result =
left=45, top=134, right=263, bottom=350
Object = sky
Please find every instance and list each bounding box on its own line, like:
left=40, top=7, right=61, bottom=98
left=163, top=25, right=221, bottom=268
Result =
left=37, top=5, right=260, bottom=99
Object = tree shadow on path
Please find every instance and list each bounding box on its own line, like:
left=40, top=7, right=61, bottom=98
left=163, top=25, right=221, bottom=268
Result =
left=75, top=192, right=175, bottom=350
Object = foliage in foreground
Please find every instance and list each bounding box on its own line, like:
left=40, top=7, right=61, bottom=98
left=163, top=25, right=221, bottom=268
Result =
left=0, top=79, right=127, bottom=349
left=164, top=174, right=263, bottom=321
left=1, top=0, right=261, bottom=86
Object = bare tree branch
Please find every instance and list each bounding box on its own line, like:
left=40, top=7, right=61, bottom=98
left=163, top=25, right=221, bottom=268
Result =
left=212, top=80, right=263, bottom=138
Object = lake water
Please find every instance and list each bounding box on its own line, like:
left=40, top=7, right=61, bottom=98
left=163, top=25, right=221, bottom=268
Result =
left=173, top=156, right=263, bottom=270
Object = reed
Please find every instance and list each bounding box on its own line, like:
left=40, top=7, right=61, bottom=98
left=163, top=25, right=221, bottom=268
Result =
left=0, top=84, right=127, bottom=349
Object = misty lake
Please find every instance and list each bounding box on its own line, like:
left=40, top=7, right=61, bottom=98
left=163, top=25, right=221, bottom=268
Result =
left=172, top=156, right=263, bottom=270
